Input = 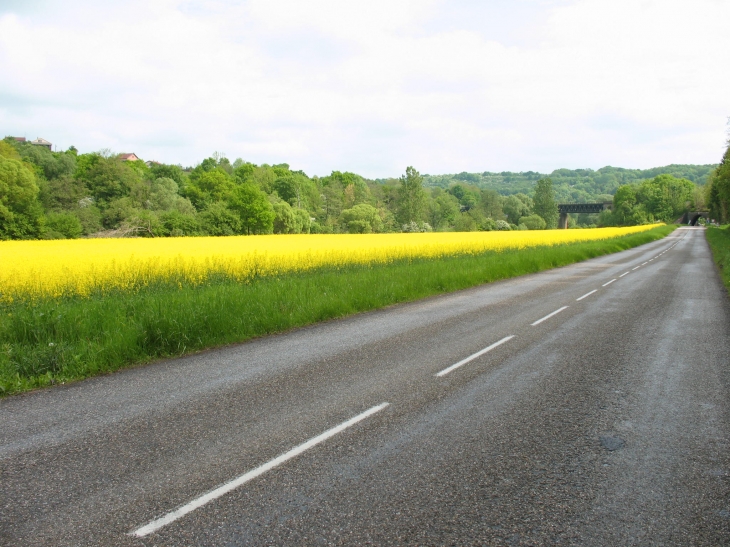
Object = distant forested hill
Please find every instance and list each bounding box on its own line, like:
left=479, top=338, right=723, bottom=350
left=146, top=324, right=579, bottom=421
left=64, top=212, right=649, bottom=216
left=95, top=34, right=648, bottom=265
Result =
left=0, top=132, right=720, bottom=240
left=418, top=164, right=716, bottom=203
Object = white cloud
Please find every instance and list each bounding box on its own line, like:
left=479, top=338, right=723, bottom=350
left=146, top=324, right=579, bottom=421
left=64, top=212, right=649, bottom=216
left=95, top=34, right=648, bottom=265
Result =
left=0, top=0, right=728, bottom=177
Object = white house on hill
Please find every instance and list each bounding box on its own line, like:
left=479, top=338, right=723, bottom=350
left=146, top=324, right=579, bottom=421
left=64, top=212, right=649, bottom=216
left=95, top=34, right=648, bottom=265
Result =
left=30, top=137, right=52, bottom=150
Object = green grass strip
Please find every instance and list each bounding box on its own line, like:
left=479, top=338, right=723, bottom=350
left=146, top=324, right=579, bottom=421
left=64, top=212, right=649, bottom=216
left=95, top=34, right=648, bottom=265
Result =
left=0, top=225, right=675, bottom=396
left=706, top=225, right=730, bottom=294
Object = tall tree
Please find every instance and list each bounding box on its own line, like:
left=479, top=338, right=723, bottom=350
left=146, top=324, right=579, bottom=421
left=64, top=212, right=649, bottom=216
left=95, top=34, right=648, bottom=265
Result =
left=229, top=183, right=275, bottom=235
left=636, top=174, right=694, bottom=222
left=0, top=156, right=44, bottom=239
left=612, top=184, right=639, bottom=225
left=502, top=193, right=532, bottom=224
left=533, top=177, right=558, bottom=229
left=706, top=145, right=730, bottom=223
left=397, top=166, right=427, bottom=225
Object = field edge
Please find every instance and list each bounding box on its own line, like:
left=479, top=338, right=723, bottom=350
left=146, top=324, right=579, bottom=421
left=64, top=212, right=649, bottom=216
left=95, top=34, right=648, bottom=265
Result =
left=0, top=225, right=676, bottom=397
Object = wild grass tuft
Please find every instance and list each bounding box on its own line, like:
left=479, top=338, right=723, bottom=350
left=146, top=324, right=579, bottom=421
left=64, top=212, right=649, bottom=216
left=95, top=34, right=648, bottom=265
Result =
left=706, top=225, right=730, bottom=293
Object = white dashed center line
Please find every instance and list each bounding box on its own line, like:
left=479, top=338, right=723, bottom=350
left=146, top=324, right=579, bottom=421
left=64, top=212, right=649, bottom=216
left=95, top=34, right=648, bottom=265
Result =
left=436, top=336, right=515, bottom=377
left=576, top=289, right=598, bottom=301
left=531, top=306, right=569, bottom=326
left=131, top=403, right=391, bottom=538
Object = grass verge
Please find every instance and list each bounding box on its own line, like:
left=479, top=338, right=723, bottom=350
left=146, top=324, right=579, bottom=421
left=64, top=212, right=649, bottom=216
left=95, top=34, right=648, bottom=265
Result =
left=706, top=225, right=730, bottom=293
left=0, top=225, right=675, bottom=396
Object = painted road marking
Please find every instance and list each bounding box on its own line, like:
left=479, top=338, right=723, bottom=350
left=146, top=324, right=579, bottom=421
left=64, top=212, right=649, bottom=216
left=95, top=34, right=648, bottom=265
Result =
left=131, top=403, right=391, bottom=538
left=602, top=279, right=616, bottom=287
left=531, top=306, right=569, bottom=326
left=619, top=272, right=630, bottom=277
left=632, top=266, right=641, bottom=271
left=436, top=336, right=515, bottom=377
left=642, top=262, right=648, bottom=265
left=576, top=290, right=598, bottom=301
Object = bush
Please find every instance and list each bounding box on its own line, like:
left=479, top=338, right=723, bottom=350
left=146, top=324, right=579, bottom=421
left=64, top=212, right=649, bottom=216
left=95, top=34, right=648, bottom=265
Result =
left=401, top=221, right=432, bottom=233
left=480, top=217, right=497, bottom=231
left=75, top=204, right=103, bottom=235
left=44, top=211, right=83, bottom=239
left=453, top=213, right=477, bottom=232
left=157, top=210, right=201, bottom=237
left=347, top=219, right=371, bottom=234
left=341, top=204, right=383, bottom=234
left=518, top=214, right=547, bottom=230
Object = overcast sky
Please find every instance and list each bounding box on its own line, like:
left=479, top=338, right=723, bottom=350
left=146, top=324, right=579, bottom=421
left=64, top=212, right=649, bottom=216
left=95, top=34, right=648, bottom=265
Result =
left=1, top=0, right=728, bottom=178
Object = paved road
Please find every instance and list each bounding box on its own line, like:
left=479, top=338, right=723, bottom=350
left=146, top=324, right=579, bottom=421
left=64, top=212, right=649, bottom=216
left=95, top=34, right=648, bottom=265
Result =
left=2, top=227, right=729, bottom=546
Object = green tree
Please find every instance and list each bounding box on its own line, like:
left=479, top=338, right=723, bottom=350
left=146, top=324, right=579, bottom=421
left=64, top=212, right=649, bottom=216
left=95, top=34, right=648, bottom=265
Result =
left=533, top=177, right=558, bottom=229
left=341, top=204, right=383, bottom=233
left=502, top=194, right=532, bottom=224
left=229, top=184, right=275, bottom=235
left=478, top=189, right=505, bottom=220
left=320, top=182, right=345, bottom=228
left=44, top=211, right=83, bottom=239
left=149, top=163, right=185, bottom=185
left=397, top=166, right=427, bottom=225
left=15, top=141, right=76, bottom=181
left=75, top=203, right=103, bottom=235
left=613, top=184, right=638, bottom=225
left=186, top=169, right=234, bottom=209
left=272, top=202, right=291, bottom=234
left=427, top=188, right=460, bottom=230
left=40, top=174, right=87, bottom=211
left=274, top=173, right=309, bottom=208
left=199, top=201, right=240, bottom=236
left=77, top=154, right=140, bottom=206
left=101, top=197, right=139, bottom=229
left=449, top=183, right=478, bottom=210
left=157, top=210, right=201, bottom=237
left=453, top=213, right=478, bottom=232
left=250, top=166, right=276, bottom=193
left=0, top=156, right=44, bottom=239
left=294, top=208, right=312, bottom=234
left=707, top=146, right=730, bottom=223
left=0, top=140, right=21, bottom=160
left=269, top=202, right=308, bottom=233
left=519, top=214, right=547, bottom=230
left=636, top=174, right=695, bottom=222
left=151, top=177, right=179, bottom=210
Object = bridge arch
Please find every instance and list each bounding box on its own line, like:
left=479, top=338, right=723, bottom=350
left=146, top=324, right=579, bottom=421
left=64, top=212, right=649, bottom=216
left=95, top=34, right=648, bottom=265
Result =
left=557, top=202, right=613, bottom=229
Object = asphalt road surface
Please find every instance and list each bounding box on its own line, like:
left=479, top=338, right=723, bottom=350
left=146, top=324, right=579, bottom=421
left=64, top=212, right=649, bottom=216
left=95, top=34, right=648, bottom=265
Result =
left=2, top=227, right=729, bottom=546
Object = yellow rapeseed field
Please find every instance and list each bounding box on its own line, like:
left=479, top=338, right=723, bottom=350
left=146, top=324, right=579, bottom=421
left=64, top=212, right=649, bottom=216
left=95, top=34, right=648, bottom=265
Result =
left=0, top=226, right=660, bottom=301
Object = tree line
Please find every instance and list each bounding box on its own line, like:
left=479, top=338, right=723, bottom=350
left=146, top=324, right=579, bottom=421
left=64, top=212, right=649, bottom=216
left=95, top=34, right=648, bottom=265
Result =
left=705, top=141, right=730, bottom=224
left=0, top=136, right=719, bottom=240
left=422, top=164, right=715, bottom=204
left=604, top=140, right=730, bottom=226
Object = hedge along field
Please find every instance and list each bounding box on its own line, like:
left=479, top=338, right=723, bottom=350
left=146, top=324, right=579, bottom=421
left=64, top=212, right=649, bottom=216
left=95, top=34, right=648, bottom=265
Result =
left=0, top=225, right=673, bottom=395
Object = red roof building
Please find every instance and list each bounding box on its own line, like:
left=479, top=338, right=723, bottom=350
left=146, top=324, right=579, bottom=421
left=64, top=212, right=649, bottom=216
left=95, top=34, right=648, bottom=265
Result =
left=118, top=153, right=141, bottom=161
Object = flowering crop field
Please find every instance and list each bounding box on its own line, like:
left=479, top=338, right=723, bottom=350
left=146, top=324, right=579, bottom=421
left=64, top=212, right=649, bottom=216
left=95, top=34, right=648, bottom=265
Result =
left=1, top=226, right=660, bottom=302
left=1, top=224, right=674, bottom=395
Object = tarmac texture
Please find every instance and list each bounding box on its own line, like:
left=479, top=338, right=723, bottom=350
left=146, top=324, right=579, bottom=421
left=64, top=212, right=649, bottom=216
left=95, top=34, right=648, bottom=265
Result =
left=1, top=227, right=728, bottom=546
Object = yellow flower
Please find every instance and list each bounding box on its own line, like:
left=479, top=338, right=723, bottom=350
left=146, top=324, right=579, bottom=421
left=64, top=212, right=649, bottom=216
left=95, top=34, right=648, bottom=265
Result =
left=0, top=226, right=661, bottom=301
